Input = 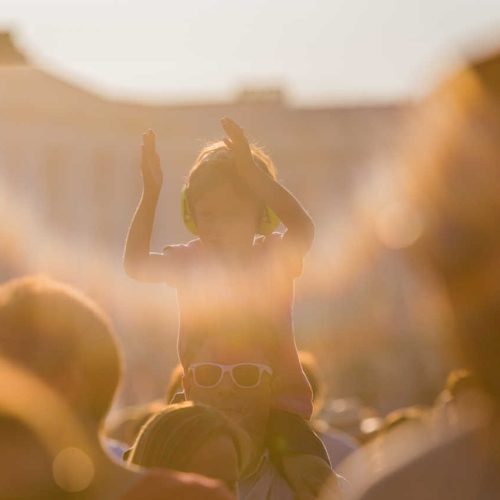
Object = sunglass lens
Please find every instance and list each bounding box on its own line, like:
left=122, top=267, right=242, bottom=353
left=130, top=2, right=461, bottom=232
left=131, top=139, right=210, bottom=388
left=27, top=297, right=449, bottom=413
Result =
left=232, top=364, right=260, bottom=387
left=194, top=365, right=222, bottom=387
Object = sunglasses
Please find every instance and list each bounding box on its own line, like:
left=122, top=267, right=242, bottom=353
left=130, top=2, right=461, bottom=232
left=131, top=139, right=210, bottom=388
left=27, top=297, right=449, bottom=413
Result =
left=188, top=362, right=273, bottom=389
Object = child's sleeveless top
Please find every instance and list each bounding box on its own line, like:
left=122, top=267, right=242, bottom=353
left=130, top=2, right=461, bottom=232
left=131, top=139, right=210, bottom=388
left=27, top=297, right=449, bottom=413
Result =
left=163, top=232, right=313, bottom=419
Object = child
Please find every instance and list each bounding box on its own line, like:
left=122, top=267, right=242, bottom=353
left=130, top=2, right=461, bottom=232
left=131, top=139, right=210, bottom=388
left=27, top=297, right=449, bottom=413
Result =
left=124, top=118, right=331, bottom=496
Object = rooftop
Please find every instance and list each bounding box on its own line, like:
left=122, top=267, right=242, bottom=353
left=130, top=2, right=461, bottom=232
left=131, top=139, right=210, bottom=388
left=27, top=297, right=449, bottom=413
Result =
left=0, top=32, right=27, bottom=65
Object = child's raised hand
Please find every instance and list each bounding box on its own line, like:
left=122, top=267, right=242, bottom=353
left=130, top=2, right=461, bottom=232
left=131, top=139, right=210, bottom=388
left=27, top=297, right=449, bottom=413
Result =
left=141, top=129, right=163, bottom=195
left=220, top=117, right=255, bottom=174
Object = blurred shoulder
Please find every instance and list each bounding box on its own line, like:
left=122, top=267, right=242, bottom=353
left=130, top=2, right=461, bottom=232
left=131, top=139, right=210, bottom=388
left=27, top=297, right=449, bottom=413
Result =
left=120, top=469, right=231, bottom=500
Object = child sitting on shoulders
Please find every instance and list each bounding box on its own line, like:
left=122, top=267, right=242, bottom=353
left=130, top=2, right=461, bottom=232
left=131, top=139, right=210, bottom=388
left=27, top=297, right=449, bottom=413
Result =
left=124, top=117, right=332, bottom=498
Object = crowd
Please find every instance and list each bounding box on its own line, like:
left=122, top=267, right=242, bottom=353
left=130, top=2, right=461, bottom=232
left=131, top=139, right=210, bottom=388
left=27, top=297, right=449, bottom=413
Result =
left=1, top=46, right=499, bottom=499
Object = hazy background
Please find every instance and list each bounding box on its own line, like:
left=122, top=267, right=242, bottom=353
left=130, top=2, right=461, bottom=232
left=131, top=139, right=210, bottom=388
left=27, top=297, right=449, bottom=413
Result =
left=3, top=0, right=500, bottom=103
left=1, top=1, right=499, bottom=428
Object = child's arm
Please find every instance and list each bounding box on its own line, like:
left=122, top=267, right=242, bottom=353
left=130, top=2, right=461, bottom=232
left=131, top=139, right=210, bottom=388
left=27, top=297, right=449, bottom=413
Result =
left=221, top=117, right=314, bottom=255
left=123, top=130, right=172, bottom=283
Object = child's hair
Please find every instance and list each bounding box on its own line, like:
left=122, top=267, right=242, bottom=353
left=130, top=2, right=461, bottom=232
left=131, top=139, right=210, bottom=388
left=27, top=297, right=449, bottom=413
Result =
left=128, top=401, right=251, bottom=475
left=182, top=141, right=280, bottom=235
left=185, top=140, right=277, bottom=203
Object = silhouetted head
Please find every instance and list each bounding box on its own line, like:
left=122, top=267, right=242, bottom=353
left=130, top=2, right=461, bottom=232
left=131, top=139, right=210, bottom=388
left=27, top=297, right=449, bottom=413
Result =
left=128, top=402, right=250, bottom=492
left=183, top=336, right=273, bottom=445
left=0, top=275, right=122, bottom=424
left=406, top=49, right=500, bottom=405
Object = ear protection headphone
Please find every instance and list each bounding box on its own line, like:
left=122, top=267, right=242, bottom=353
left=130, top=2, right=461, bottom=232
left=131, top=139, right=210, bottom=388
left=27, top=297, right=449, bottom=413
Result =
left=181, top=186, right=280, bottom=236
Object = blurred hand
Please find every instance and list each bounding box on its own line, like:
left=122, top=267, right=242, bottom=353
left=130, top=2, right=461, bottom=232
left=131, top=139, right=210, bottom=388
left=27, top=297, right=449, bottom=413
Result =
left=141, top=129, right=163, bottom=195
left=120, top=469, right=235, bottom=500
left=282, top=454, right=335, bottom=500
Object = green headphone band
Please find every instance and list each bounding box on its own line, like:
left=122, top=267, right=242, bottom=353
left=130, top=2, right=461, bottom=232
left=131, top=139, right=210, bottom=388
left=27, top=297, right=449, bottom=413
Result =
left=181, top=185, right=280, bottom=236
left=259, top=206, right=280, bottom=236
left=181, top=187, right=199, bottom=235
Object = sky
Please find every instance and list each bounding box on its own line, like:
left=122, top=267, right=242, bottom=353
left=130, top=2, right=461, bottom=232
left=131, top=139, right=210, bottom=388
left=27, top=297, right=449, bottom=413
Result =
left=2, top=0, right=500, bottom=104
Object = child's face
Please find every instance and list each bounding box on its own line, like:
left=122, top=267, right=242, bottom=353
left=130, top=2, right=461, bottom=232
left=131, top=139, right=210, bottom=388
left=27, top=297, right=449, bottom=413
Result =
left=192, top=181, right=261, bottom=251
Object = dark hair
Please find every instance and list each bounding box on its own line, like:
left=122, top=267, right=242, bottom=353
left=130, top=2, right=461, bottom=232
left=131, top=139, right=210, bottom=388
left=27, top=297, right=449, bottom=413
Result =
left=185, top=140, right=277, bottom=206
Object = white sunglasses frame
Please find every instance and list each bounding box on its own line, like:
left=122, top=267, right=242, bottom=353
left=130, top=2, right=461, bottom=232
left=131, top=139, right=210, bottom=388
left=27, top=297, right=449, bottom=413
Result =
left=188, top=362, right=273, bottom=389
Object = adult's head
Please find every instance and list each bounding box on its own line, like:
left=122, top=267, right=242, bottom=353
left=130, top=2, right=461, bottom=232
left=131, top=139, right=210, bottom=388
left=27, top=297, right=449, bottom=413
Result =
left=128, top=402, right=250, bottom=492
left=183, top=338, right=273, bottom=443
left=405, top=49, right=500, bottom=406
left=0, top=275, right=122, bottom=425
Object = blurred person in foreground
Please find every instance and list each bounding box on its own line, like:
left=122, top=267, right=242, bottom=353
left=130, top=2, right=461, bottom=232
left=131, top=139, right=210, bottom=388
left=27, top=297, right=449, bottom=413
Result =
left=331, top=48, right=500, bottom=500
left=128, top=402, right=251, bottom=495
left=0, top=275, right=233, bottom=500
left=0, top=355, right=99, bottom=499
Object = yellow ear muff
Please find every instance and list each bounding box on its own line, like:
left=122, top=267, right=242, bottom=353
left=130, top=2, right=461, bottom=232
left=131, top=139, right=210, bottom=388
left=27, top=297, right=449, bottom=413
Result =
left=181, top=187, right=199, bottom=235
left=259, top=207, right=280, bottom=235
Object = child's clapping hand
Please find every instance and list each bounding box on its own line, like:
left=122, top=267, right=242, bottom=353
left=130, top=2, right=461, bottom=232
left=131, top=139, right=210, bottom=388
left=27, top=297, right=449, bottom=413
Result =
left=141, top=129, right=163, bottom=195
left=220, top=117, right=258, bottom=178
